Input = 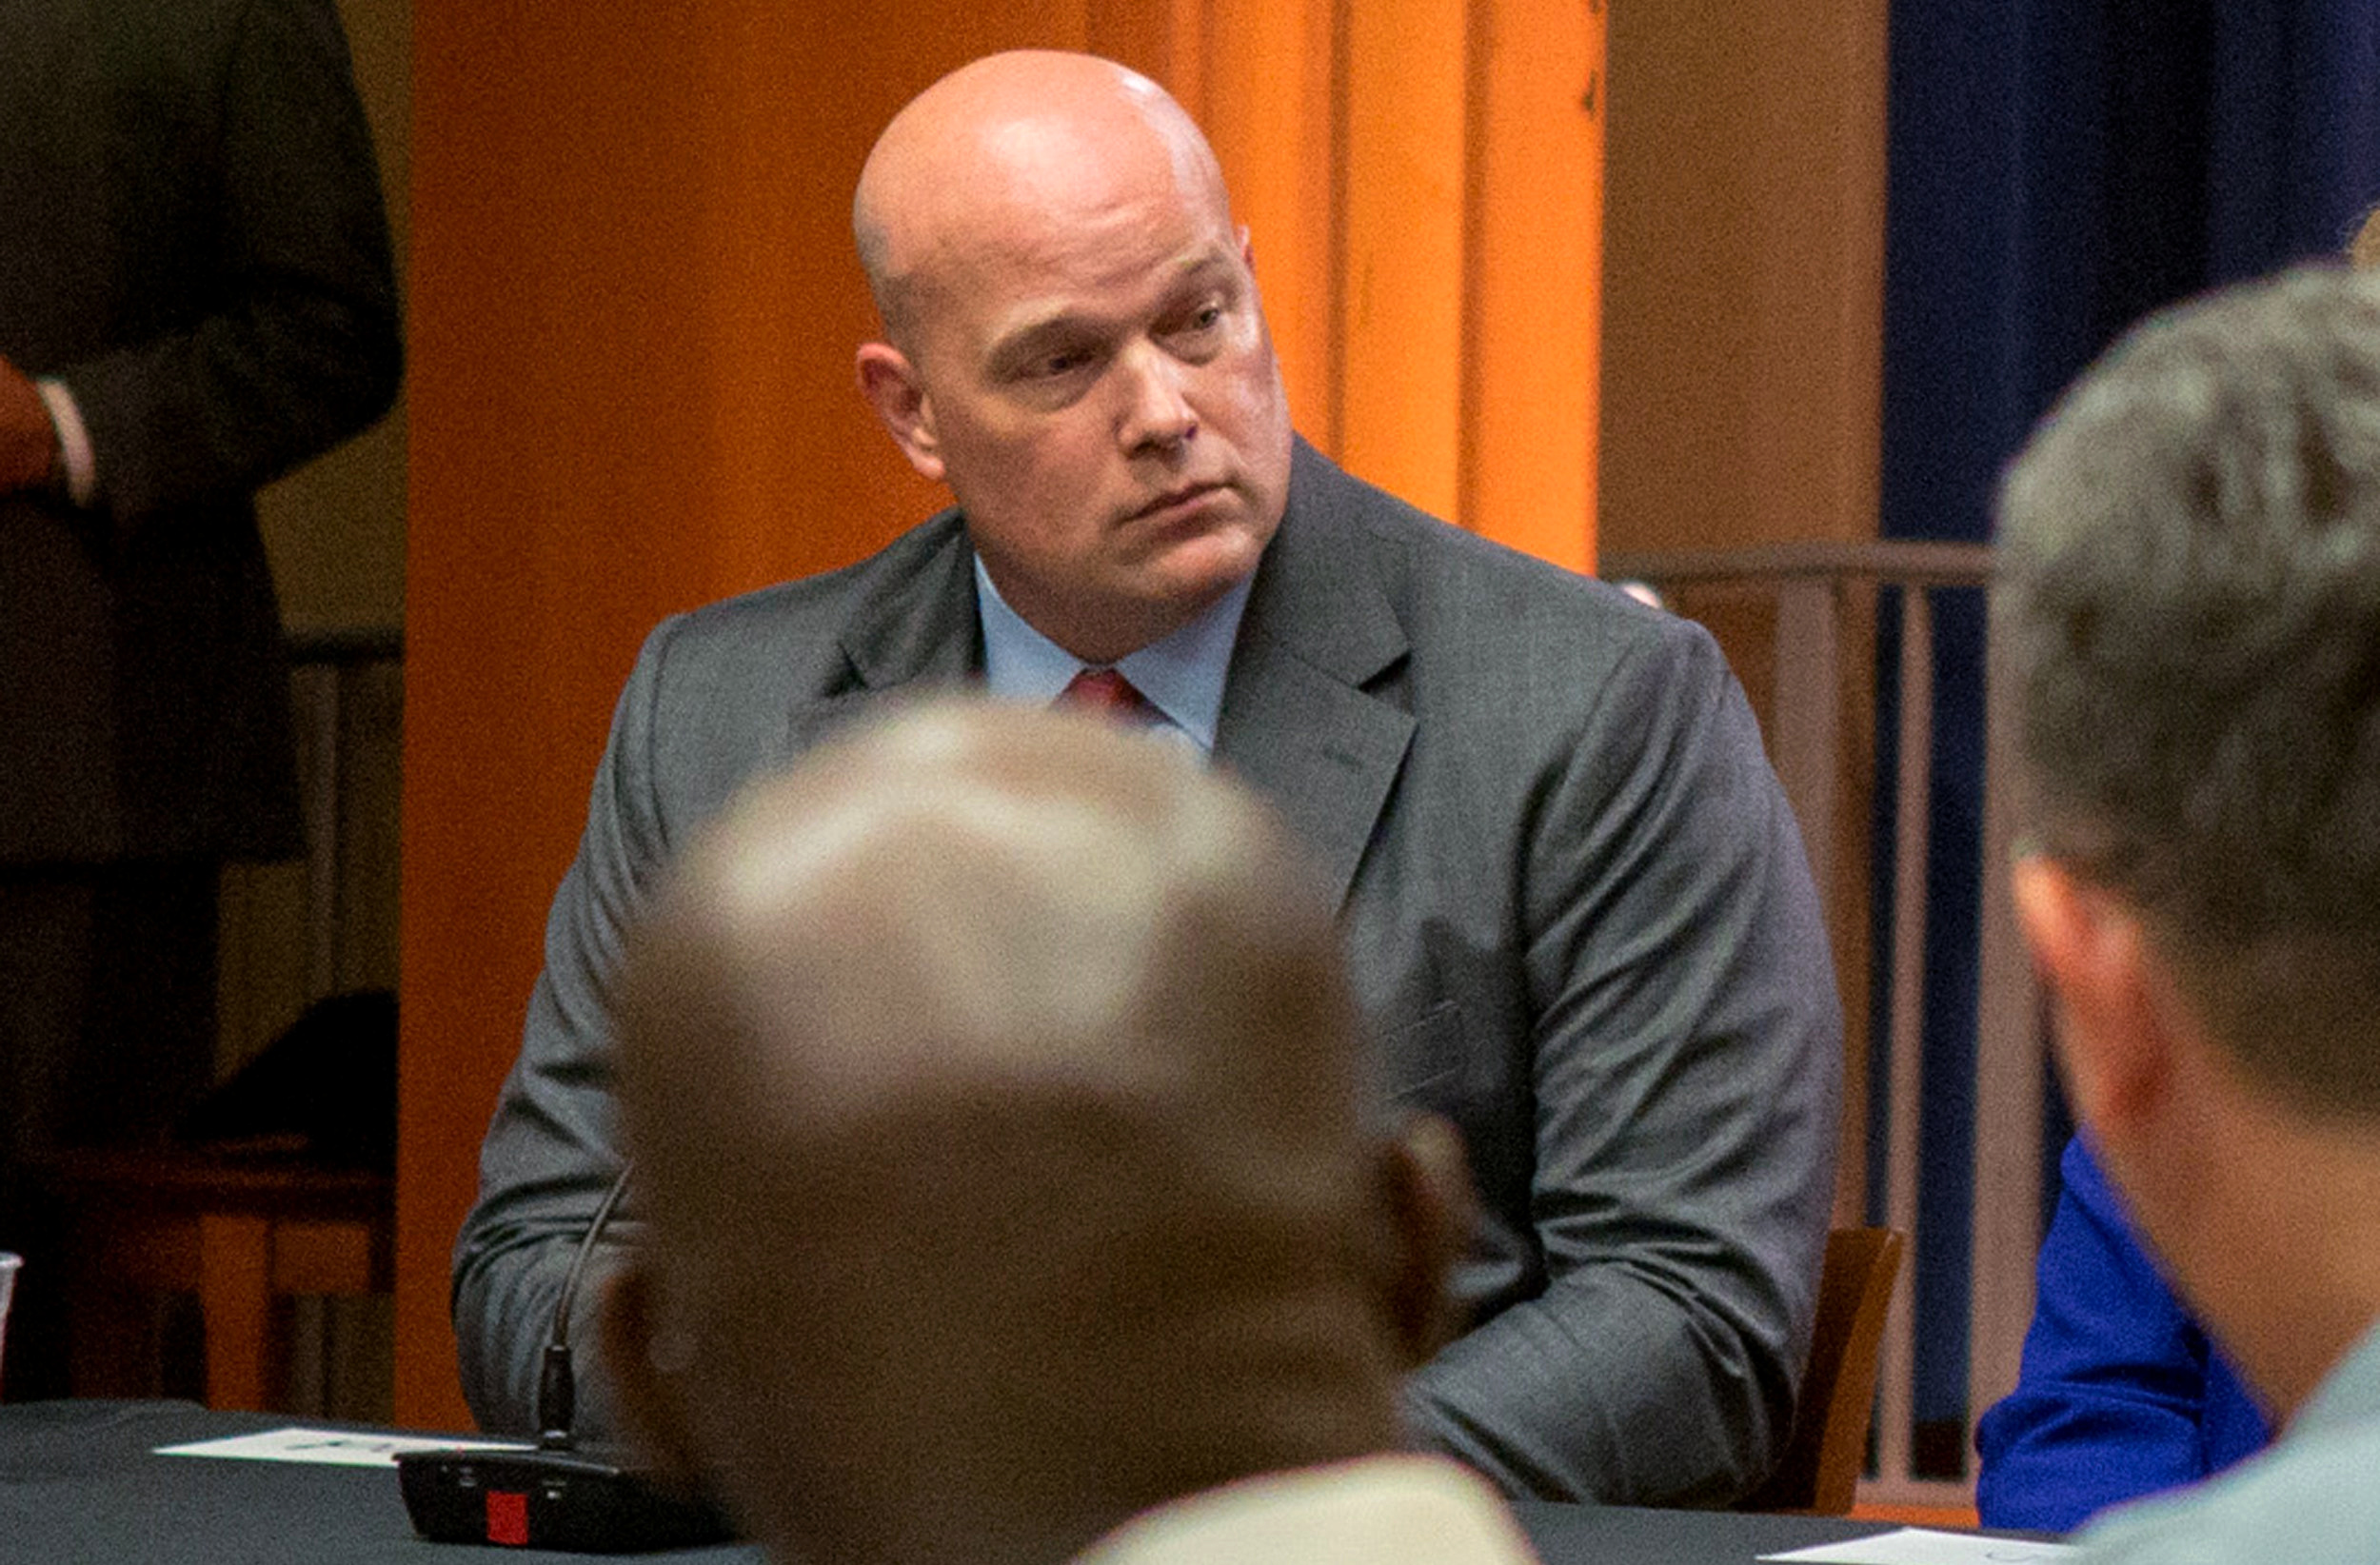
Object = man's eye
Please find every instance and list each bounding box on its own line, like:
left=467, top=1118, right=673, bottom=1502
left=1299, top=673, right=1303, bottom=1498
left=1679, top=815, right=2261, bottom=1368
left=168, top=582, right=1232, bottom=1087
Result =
left=1025, top=348, right=1090, bottom=380
left=1161, top=303, right=1226, bottom=352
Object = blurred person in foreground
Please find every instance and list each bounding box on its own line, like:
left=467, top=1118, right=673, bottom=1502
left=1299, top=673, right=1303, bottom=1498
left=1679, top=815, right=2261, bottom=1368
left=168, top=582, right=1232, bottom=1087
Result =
left=455, top=49, right=1839, bottom=1503
left=600, top=701, right=1542, bottom=1565
left=1994, top=262, right=2380, bottom=1560
left=1976, top=199, right=2380, bottom=1535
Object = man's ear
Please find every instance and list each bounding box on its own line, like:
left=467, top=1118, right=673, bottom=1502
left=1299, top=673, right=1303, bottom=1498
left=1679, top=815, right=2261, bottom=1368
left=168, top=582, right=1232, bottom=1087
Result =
left=2011, top=854, right=2171, bottom=1139
left=597, top=1262, right=706, bottom=1490
left=855, top=343, right=944, bottom=484
left=1373, top=1113, right=1478, bottom=1367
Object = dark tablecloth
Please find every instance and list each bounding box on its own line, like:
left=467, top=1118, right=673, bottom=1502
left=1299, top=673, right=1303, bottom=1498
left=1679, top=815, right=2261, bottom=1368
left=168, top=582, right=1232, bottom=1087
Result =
left=0, top=1401, right=1916, bottom=1563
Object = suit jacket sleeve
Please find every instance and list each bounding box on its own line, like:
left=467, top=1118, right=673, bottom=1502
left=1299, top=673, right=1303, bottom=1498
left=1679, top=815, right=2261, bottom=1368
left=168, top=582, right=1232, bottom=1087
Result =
left=1972, top=1136, right=2271, bottom=1531
left=452, top=620, right=682, bottom=1435
left=449, top=520, right=974, bottom=1436
left=1398, top=618, right=1842, bottom=1505
left=53, top=0, right=400, bottom=537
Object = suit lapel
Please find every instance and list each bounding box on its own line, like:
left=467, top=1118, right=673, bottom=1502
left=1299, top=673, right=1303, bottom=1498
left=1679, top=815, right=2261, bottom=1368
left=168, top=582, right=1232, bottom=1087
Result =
left=785, top=509, right=982, bottom=756
left=1216, top=445, right=1414, bottom=912
left=798, top=474, right=1415, bottom=916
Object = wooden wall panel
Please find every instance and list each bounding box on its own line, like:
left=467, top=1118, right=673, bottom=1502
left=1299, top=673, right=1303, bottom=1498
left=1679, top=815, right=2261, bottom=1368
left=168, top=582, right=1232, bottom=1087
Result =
left=1598, top=0, right=1886, bottom=555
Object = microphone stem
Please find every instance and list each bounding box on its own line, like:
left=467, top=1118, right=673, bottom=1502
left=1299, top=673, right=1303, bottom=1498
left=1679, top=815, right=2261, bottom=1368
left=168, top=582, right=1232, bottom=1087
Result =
left=535, top=1160, right=636, bottom=1450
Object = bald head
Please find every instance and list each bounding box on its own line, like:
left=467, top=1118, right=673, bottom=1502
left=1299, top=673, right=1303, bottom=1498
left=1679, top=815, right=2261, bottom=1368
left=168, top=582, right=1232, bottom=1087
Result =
left=854, top=51, right=1225, bottom=347
left=625, top=699, right=1356, bottom=1136
left=607, top=703, right=1464, bottom=1565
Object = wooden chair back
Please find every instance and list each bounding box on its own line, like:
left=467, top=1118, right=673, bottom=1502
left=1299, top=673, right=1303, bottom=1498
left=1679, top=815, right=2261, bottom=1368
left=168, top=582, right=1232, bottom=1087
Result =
left=1736, top=1225, right=1908, bottom=1515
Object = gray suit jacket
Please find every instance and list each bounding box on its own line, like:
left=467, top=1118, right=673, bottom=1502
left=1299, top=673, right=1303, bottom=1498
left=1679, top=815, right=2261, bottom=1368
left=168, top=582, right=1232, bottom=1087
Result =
left=454, top=442, right=1841, bottom=1504
left=0, top=0, right=400, bottom=863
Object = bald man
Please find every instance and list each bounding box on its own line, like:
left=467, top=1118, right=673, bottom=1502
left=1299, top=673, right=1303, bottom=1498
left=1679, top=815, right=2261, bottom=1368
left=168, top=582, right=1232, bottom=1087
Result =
left=456, top=50, right=1841, bottom=1505
left=601, top=702, right=1540, bottom=1565
left=1994, top=265, right=2380, bottom=1561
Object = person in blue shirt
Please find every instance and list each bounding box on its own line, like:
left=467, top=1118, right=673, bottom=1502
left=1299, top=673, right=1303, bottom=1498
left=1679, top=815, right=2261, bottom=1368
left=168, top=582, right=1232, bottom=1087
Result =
left=1975, top=1138, right=2271, bottom=1530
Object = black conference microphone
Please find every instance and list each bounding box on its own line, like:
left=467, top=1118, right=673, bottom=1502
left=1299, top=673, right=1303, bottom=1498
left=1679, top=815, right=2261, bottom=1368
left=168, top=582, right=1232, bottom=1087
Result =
left=397, top=1163, right=735, bottom=1552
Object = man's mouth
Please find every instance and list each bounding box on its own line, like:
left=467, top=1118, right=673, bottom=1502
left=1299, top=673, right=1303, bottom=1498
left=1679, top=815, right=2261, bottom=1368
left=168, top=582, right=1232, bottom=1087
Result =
left=1132, top=481, right=1226, bottom=520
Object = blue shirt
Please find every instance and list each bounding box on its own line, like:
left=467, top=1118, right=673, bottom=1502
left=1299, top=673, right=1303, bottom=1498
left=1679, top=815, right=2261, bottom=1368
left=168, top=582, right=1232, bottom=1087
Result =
left=1974, top=1135, right=2271, bottom=1532
left=974, top=556, right=1251, bottom=755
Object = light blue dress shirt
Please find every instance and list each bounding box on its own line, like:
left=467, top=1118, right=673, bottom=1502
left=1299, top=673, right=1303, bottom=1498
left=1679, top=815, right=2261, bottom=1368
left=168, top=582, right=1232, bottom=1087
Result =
left=974, top=556, right=1251, bottom=756
left=2077, top=1317, right=2380, bottom=1563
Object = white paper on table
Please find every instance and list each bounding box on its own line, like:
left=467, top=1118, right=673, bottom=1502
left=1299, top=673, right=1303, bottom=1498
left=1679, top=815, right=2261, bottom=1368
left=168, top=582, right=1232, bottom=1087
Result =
left=1760, top=1525, right=2081, bottom=1564
left=154, top=1426, right=532, bottom=1469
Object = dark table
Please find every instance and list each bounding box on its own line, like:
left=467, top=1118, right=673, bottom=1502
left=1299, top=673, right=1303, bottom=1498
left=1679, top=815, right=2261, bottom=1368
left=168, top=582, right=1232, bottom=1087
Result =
left=0, top=1401, right=1921, bottom=1563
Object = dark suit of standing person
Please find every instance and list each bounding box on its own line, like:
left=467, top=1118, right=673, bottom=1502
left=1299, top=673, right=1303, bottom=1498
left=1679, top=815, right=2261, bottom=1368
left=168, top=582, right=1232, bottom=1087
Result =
left=0, top=0, right=402, bottom=1397
left=453, top=50, right=1840, bottom=1505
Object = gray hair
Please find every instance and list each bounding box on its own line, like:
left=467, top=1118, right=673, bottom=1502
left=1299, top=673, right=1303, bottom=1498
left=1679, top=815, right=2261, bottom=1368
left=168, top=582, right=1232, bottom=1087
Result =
left=1994, top=264, right=2380, bottom=1117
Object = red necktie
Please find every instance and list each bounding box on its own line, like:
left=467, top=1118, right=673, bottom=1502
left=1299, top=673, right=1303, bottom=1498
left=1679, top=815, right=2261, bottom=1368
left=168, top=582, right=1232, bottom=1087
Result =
left=1057, top=667, right=1159, bottom=724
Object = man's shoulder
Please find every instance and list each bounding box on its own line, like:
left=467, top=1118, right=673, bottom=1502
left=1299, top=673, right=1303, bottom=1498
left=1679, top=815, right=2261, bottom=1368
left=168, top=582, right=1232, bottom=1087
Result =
left=1287, top=443, right=1593, bottom=589
left=596, top=507, right=974, bottom=822
left=2076, top=1410, right=2380, bottom=1564
left=1074, top=1456, right=1540, bottom=1565
left=1277, top=440, right=1719, bottom=684
left=30, top=0, right=307, bottom=100
left=641, top=508, right=970, bottom=671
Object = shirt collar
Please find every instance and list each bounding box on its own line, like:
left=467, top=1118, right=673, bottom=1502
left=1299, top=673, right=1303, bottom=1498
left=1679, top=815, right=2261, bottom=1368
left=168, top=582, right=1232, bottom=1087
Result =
left=1070, top=1455, right=1541, bottom=1565
left=974, top=556, right=1252, bottom=755
left=2293, top=1316, right=2380, bottom=1441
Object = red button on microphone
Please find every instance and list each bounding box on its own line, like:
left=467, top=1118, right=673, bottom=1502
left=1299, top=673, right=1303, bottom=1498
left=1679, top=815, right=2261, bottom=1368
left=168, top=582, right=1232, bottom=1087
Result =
left=486, top=1490, right=530, bottom=1546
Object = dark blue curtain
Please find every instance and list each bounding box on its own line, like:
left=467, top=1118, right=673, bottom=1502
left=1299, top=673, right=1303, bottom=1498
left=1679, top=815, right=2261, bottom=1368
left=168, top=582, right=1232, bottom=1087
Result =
left=1874, top=0, right=2380, bottom=1471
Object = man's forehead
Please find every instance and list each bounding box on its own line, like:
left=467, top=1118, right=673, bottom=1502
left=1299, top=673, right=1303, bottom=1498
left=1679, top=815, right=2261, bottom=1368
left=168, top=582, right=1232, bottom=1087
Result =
left=977, top=240, right=1240, bottom=348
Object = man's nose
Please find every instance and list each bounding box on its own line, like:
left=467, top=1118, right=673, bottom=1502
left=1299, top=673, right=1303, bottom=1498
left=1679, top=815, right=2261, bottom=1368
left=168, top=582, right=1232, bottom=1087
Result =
left=1115, top=343, right=1197, bottom=452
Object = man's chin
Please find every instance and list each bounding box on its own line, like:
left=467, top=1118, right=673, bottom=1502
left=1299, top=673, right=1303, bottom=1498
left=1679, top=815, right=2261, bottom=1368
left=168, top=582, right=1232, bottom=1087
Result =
left=1072, top=560, right=1260, bottom=661
left=1147, top=509, right=1274, bottom=587
left=1144, top=542, right=1265, bottom=617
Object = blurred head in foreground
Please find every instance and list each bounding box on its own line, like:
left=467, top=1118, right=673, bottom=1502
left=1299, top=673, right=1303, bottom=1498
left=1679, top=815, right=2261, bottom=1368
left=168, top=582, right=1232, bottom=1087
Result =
left=601, top=702, right=1475, bottom=1565
left=1995, top=265, right=2380, bottom=1433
